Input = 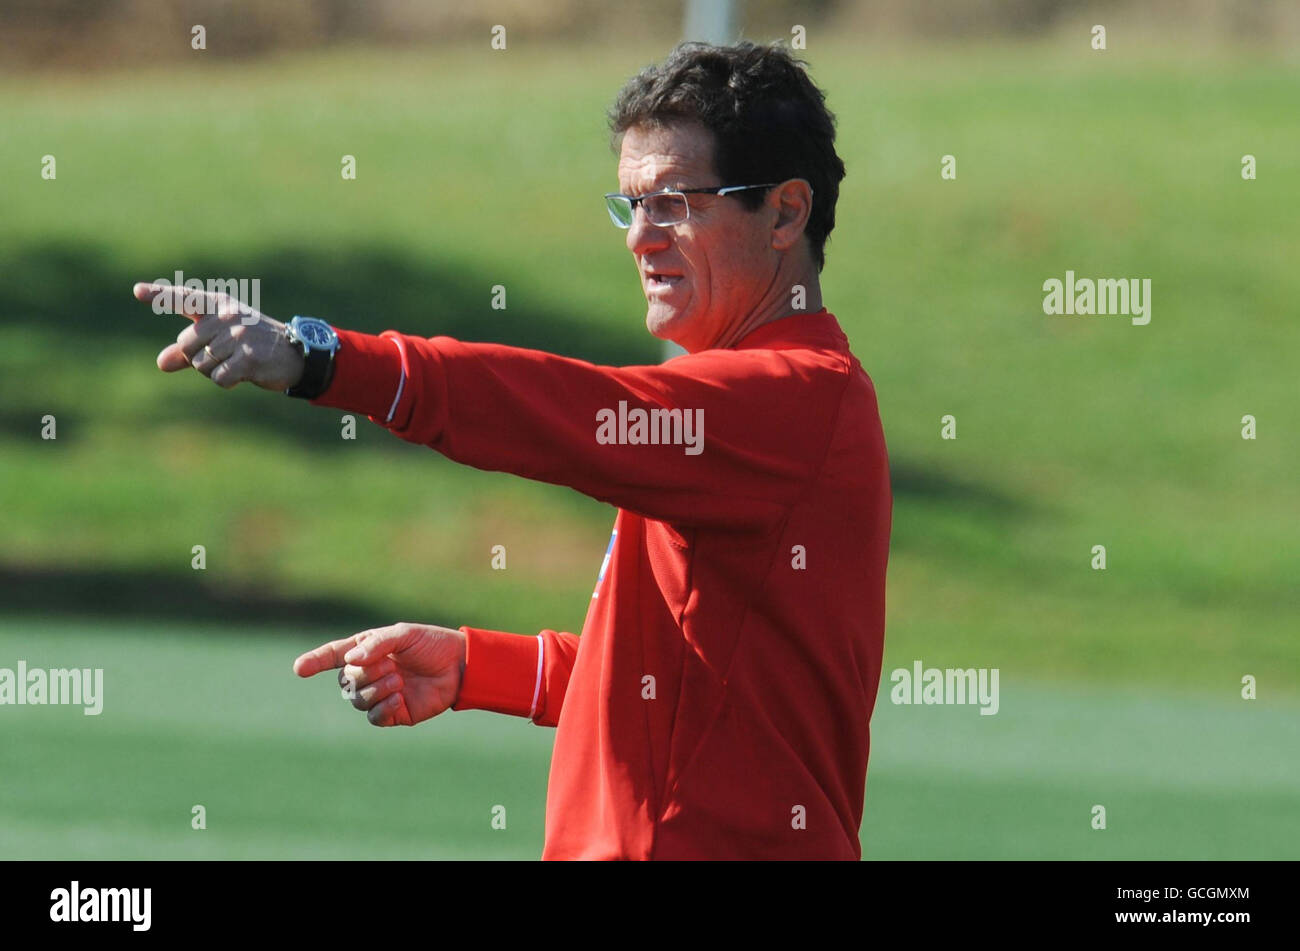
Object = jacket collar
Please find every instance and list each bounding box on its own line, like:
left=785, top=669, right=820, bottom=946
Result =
left=732, top=308, right=846, bottom=352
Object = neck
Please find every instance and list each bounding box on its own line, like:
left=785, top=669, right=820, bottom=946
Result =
left=704, top=260, right=823, bottom=351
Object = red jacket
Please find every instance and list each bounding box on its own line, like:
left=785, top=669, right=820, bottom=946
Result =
left=313, top=309, right=892, bottom=859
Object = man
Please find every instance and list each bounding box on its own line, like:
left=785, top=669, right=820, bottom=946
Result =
left=132, top=41, right=891, bottom=860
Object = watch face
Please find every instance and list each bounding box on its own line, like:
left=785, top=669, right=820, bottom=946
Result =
left=295, top=318, right=336, bottom=349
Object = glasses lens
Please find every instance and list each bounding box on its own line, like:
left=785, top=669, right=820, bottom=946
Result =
left=644, top=192, right=688, bottom=226
left=605, top=195, right=633, bottom=228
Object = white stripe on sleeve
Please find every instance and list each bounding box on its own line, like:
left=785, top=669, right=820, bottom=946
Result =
left=384, top=336, right=407, bottom=424
left=528, top=635, right=544, bottom=719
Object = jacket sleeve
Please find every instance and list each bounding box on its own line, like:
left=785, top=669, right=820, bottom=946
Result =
left=450, top=626, right=579, bottom=727
left=311, top=327, right=846, bottom=531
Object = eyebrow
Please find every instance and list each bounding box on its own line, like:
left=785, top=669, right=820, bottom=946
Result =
left=621, top=180, right=693, bottom=197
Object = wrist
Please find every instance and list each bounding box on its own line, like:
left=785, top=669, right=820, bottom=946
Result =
left=454, top=630, right=467, bottom=706
left=284, top=316, right=340, bottom=399
left=286, top=345, right=307, bottom=390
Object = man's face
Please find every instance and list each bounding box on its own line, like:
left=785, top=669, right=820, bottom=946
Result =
left=617, top=122, right=775, bottom=352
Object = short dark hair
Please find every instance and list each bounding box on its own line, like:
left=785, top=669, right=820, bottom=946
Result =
left=609, top=41, right=845, bottom=271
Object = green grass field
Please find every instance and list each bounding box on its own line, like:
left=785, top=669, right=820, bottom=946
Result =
left=2, top=37, right=1297, bottom=858
left=2, top=619, right=1296, bottom=859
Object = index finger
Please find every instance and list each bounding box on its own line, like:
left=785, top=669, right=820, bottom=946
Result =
left=132, top=282, right=221, bottom=321
left=293, top=634, right=362, bottom=678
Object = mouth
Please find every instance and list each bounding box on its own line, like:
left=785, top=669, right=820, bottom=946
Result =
left=645, top=271, right=684, bottom=290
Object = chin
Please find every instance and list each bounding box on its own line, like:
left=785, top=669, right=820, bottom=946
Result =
left=645, top=303, right=691, bottom=346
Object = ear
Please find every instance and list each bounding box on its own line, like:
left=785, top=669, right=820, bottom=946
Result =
left=769, top=179, right=813, bottom=253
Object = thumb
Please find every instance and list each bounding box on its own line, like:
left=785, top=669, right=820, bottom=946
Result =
left=157, top=342, right=191, bottom=372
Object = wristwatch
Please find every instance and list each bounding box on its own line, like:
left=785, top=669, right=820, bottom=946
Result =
left=284, top=316, right=341, bottom=399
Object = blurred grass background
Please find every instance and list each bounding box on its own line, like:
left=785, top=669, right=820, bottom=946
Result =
left=1, top=1, right=1298, bottom=859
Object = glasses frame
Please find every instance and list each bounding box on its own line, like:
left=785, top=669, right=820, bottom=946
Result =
left=604, top=182, right=789, bottom=229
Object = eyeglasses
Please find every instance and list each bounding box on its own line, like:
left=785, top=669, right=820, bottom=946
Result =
left=604, top=183, right=783, bottom=229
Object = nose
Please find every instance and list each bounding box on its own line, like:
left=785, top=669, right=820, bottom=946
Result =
left=626, top=203, right=672, bottom=258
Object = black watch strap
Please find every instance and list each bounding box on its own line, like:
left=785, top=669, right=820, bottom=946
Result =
left=286, top=343, right=336, bottom=400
